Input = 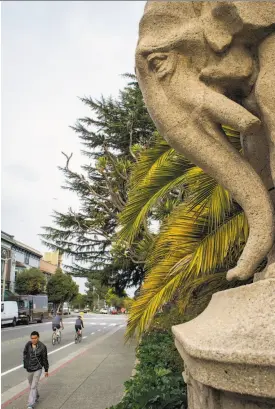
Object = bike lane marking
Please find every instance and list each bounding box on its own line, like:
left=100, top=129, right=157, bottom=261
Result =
left=2, top=340, right=76, bottom=376
left=2, top=333, right=99, bottom=377
left=1, top=325, right=123, bottom=408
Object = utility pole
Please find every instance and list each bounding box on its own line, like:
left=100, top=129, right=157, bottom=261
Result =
left=1, top=248, right=11, bottom=301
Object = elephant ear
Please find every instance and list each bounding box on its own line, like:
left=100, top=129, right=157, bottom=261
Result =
left=202, top=2, right=243, bottom=53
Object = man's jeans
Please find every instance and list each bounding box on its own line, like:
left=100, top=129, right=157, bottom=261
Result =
left=27, top=369, right=42, bottom=406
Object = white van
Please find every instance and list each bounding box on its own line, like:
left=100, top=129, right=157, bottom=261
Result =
left=62, top=302, right=71, bottom=315
left=1, top=301, right=18, bottom=326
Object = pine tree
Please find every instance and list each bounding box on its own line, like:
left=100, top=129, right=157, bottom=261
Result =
left=41, top=76, right=155, bottom=291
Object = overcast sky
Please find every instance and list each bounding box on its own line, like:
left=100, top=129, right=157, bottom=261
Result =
left=1, top=1, right=146, bottom=262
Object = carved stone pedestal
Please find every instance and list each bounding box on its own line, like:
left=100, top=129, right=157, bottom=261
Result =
left=172, top=279, right=275, bottom=409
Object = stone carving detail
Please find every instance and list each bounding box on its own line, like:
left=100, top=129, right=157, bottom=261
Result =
left=136, top=2, right=275, bottom=282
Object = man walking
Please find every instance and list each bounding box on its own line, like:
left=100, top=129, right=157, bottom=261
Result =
left=23, top=331, right=49, bottom=409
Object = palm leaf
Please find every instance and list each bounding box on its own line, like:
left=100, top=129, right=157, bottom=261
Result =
left=126, top=205, right=248, bottom=339
left=129, top=133, right=172, bottom=185
left=119, top=144, right=193, bottom=243
left=119, top=128, right=240, bottom=245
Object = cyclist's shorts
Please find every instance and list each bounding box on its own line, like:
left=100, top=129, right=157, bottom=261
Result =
left=52, top=324, right=61, bottom=331
left=75, top=325, right=82, bottom=332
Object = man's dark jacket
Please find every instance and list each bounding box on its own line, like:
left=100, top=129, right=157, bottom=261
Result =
left=23, top=341, right=49, bottom=373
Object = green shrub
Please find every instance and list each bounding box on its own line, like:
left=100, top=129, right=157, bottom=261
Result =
left=108, top=330, right=187, bottom=409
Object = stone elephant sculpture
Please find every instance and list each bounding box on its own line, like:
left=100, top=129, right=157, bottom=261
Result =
left=136, top=2, right=275, bottom=281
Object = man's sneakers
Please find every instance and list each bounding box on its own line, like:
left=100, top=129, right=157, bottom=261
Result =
left=27, top=394, right=39, bottom=408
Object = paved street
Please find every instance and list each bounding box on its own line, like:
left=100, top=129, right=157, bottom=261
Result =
left=1, top=313, right=136, bottom=408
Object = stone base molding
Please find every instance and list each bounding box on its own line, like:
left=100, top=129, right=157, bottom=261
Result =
left=172, top=279, right=275, bottom=409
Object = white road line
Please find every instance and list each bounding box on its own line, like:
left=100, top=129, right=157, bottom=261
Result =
left=1, top=337, right=86, bottom=377
left=1, top=322, right=52, bottom=332
left=47, top=342, right=75, bottom=356
left=2, top=324, right=124, bottom=377
left=109, top=323, right=116, bottom=326
left=1, top=364, right=23, bottom=376
left=2, top=324, right=123, bottom=406
left=99, top=323, right=106, bottom=326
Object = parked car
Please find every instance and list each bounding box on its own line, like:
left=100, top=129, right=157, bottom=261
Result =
left=1, top=301, right=18, bottom=327
left=111, top=309, right=118, bottom=315
left=100, top=308, right=108, bottom=314
left=17, top=295, right=48, bottom=325
left=74, top=309, right=79, bottom=313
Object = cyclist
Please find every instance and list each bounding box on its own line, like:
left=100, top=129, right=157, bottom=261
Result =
left=75, top=315, right=84, bottom=335
left=52, top=311, right=64, bottom=333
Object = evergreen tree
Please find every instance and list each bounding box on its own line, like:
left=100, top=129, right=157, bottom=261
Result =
left=41, top=76, right=155, bottom=291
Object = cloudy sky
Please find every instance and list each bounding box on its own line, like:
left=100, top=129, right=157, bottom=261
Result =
left=2, top=1, right=146, bottom=257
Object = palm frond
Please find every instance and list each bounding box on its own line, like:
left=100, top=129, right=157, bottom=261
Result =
left=129, top=133, right=172, bottom=185
left=119, top=129, right=240, bottom=244
left=126, top=204, right=248, bottom=339
left=119, top=143, right=193, bottom=243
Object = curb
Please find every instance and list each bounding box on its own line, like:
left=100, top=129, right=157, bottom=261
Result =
left=131, top=358, right=140, bottom=377
left=122, top=358, right=139, bottom=398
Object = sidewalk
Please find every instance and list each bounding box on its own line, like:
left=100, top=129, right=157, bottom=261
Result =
left=2, top=328, right=136, bottom=409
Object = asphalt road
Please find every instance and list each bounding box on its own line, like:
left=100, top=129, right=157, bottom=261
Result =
left=1, top=313, right=127, bottom=395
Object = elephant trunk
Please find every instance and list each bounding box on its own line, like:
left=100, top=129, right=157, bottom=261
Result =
left=164, top=119, right=275, bottom=281
left=136, top=61, right=275, bottom=281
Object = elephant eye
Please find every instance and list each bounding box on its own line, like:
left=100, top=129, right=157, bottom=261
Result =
left=147, top=53, right=176, bottom=79
left=148, top=53, right=170, bottom=77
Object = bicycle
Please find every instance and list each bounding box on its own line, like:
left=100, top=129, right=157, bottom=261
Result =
left=75, top=328, right=82, bottom=344
left=52, top=327, right=62, bottom=345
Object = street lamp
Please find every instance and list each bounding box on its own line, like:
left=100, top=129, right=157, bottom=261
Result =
left=93, top=287, right=100, bottom=310
left=1, top=248, right=12, bottom=301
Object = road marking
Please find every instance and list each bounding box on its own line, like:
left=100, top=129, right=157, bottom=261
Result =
left=1, top=364, right=23, bottom=376
left=2, top=338, right=85, bottom=377
left=109, top=323, right=116, bottom=326
left=2, top=325, right=121, bottom=377
left=1, top=325, right=123, bottom=408
left=1, top=322, right=52, bottom=332
left=48, top=342, right=75, bottom=356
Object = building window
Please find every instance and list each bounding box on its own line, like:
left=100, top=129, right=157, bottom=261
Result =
left=24, top=254, right=30, bottom=265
